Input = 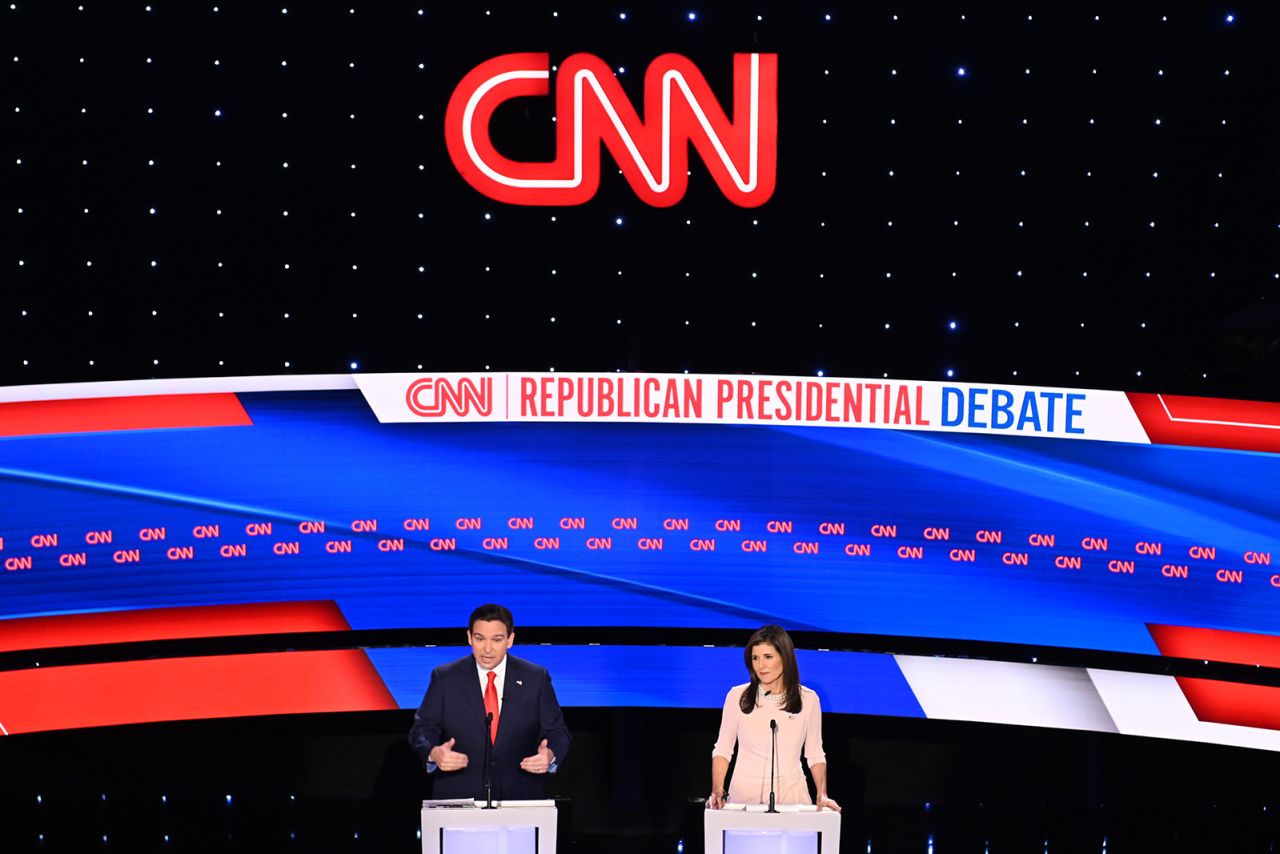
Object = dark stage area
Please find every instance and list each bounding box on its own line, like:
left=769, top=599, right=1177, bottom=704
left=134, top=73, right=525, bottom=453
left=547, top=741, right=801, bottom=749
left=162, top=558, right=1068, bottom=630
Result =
left=1, top=707, right=1277, bottom=853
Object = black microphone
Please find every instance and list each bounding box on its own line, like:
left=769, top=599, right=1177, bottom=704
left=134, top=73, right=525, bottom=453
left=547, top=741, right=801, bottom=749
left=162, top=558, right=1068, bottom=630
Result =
left=767, top=718, right=779, bottom=813
left=482, top=711, right=496, bottom=809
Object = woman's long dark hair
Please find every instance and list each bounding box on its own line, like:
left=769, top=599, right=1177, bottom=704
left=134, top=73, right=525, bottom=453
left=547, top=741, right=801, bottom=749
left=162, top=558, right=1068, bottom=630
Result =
left=739, top=624, right=802, bottom=714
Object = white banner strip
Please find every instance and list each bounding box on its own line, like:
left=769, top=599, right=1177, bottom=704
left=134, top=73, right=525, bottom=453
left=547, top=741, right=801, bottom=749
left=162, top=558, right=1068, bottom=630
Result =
left=0, top=374, right=356, bottom=403
left=894, top=655, right=1120, bottom=733
left=0, top=371, right=1152, bottom=445
left=897, top=656, right=1280, bottom=750
left=1086, top=668, right=1280, bottom=752
left=354, top=372, right=1152, bottom=444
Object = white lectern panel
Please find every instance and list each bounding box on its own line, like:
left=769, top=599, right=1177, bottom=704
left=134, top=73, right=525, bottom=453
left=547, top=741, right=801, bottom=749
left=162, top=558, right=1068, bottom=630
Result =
left=441, top=826, right=537, bottom=854
left=421, top=801, right=557, bottom=854
left=704, top=806, right=840, bottom=854
left=723, top=829, right=818, bottom=854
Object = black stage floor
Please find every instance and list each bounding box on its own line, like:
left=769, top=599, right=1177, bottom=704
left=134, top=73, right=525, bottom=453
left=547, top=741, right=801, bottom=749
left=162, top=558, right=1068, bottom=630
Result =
left=2, top=799, right=1277, bottom=853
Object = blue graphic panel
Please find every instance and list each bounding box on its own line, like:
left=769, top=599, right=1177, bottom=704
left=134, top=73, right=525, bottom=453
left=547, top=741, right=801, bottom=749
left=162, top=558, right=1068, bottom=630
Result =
left=1, top=390, right=1279, bottom=670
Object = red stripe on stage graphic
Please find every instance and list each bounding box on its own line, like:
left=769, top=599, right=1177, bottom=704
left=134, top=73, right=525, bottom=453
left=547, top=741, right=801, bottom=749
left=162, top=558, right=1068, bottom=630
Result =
left=0, top=601, right=353, bottom=653
left=1148, top=624, right=1280, bottom=731
left=0, top=602, right=397, bottom=733
left=0, top=393, right=252, bottom=437
left=1127, top=392, right=1280, bottom=454
left=0, top=651, right=398, bottom=735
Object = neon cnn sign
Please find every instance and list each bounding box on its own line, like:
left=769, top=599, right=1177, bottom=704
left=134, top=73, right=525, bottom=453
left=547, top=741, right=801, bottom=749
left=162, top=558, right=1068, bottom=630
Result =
left=444, top=53, right=778, bottom=207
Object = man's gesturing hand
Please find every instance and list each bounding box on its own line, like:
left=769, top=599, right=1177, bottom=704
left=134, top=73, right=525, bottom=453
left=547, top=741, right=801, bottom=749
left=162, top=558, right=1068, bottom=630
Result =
left=429, top=738, right=469, bottom=771
left=519, top=739, right=555, bottom=774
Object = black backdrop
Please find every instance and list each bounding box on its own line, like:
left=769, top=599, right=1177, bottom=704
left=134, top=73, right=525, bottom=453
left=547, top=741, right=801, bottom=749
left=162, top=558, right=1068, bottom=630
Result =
left=3, top=1, right=1279, bottom=393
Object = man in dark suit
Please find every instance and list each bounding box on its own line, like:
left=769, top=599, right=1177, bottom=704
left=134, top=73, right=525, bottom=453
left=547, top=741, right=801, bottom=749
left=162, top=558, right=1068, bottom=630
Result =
left=408, top=603, right=571, bottom=801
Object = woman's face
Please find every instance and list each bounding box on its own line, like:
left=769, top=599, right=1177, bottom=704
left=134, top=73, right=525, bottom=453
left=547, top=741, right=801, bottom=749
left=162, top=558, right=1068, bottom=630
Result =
left=751, top=642, right=784, bottom=690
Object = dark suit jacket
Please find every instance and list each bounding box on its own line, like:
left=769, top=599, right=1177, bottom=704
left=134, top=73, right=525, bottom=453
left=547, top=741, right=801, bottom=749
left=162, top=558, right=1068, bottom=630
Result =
left=408, top=654, right=571, bottom=800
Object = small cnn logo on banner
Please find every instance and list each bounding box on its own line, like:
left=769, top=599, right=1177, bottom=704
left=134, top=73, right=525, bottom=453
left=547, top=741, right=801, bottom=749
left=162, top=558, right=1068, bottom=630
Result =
left=404, top=376, right=494, bottom=418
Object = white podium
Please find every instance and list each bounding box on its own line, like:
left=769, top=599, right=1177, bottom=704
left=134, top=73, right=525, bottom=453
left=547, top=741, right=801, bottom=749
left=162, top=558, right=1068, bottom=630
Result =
left=421, top=800, right=558, bottom=854
left=704, top=805, right=841, bottom=854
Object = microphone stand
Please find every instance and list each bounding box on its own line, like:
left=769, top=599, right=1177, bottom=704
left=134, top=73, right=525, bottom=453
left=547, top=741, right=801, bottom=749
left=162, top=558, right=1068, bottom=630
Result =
left=482, top=711, right=496, bottom=809
left=767, top=718, right=778, bottom=813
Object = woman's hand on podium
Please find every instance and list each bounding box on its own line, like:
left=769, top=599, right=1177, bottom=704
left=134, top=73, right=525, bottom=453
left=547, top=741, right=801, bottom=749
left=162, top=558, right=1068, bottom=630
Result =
left=706, top=791, right=726, bottom=810
left=430, top=738, right=470, bottom=771
left=816, top=795, right=841, bottom=813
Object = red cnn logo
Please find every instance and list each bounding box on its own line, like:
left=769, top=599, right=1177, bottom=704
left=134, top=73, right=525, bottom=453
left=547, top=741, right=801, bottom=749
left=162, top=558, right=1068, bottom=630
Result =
left=444, top=52, right=778, bottom=208
left=405, top=377, right=494, bottom=418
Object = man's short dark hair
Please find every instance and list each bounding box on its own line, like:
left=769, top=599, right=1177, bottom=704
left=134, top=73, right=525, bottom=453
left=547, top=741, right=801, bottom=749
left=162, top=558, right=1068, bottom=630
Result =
left=468, top=603, right=514, bottom=634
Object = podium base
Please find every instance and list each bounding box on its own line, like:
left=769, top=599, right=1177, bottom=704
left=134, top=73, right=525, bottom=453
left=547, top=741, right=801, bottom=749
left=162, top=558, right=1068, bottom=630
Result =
left=422, top=801, right=558, bottom=854
left=704, top=806, right=840, bottom=854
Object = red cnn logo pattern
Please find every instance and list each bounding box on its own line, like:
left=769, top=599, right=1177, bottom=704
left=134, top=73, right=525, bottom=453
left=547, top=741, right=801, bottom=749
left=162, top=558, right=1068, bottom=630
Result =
left=405, top=377, right=494, bottom=418
left=444, top=53, right=778, bottom=207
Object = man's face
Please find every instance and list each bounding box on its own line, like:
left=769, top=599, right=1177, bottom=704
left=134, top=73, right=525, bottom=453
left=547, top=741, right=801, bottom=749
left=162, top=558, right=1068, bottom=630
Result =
left=468, top=619, right=514, bottom=669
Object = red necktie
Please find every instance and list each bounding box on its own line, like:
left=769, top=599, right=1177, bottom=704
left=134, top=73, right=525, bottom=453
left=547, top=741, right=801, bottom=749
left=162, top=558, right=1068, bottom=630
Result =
left=484, top=671, right=499, bottom=744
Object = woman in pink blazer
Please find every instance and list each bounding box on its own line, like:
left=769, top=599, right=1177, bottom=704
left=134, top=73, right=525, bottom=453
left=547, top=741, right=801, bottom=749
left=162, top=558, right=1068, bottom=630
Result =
left=707, top=625, right=840, bottom=811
